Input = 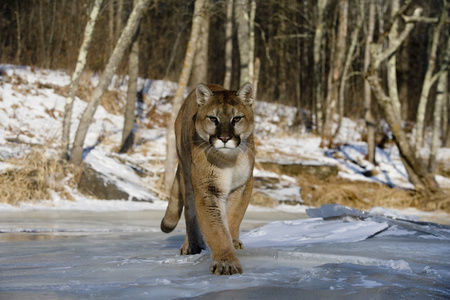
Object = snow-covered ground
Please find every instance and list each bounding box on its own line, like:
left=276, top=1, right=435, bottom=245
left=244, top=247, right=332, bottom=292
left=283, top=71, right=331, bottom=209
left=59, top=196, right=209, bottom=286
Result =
left=1, top=65, right=450, bottom=298
left=1, top=65, right=449, bottom=210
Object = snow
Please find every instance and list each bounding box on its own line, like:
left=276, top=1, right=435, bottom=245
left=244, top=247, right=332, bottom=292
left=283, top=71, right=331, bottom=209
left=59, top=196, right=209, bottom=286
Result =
left=242, top=218, right=389, bottom=247
left=1, top=65, right=450, bottom=298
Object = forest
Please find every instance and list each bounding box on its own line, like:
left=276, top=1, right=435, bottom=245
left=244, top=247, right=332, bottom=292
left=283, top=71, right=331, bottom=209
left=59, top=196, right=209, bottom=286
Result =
left=0, top=0, right=449, bottom=203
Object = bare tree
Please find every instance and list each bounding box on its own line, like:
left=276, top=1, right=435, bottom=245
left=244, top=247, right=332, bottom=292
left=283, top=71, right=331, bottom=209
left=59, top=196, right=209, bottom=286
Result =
left=61, top=0, right=103, bottom=159
left=313, top=0, right=328, bottom=134
left=334, top=0, right=363, bottom=139
left=70, top=0, right=149, bottom=165
left=116, top=0, right=124, bottom=41
left=248, top=0, right=256, bottom=85
left=322, top=0, right=348, bottom=145
left=366, top=7, right=439, bottom=194
left=414, top=0, right=448, bottom=153
left=223, top=0, right=234, bottom=89
left=364, top=0, right=376, bottom=164
left=108, top=0, right=115, bottom=55
left=235, top=0, right=250, bottom=85
left=429, top=35, right=450, bottom=171
left=164, top=0, right=207, bottom=192
left=386, top=0, right=402, bottom=119
left=189, top=0, right=210, bottom=89
left=119, top=0, right=141, bottom=154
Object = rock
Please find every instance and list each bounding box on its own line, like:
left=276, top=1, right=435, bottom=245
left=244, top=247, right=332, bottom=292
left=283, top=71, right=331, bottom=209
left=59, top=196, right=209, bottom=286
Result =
left=78, top=164, right=128, bottom=200
left=78, top=164, right=152, bottom=202
left=258, top=161, right=338, bottom=179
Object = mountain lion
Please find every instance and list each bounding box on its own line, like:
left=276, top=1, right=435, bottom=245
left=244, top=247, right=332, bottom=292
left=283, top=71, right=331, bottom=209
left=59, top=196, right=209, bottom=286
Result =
left=161, top=82, right=255, bottom=275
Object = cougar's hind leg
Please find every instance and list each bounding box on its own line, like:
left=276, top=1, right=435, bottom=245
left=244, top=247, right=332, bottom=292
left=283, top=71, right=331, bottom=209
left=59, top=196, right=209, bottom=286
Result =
left=161, top=165, right=184, bottom=233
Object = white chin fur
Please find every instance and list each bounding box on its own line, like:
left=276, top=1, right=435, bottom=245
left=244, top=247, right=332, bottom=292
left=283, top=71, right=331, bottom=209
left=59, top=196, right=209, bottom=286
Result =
left=213, top=139, right=237, bottom=149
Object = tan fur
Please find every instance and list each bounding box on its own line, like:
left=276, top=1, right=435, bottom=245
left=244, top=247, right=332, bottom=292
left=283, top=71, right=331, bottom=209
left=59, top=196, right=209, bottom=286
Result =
left=161, top=83, right=255, bottom=275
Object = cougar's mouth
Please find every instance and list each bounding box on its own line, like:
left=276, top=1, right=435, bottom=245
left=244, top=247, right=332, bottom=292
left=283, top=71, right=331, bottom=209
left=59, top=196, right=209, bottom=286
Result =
left=211, top=137, right=239, bottom=150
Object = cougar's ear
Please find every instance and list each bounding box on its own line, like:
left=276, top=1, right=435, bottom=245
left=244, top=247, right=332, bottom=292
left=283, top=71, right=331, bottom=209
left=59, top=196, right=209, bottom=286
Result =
left=196, top=83, right=213, bottom=106
left=236, top=82, right=253, bottom=106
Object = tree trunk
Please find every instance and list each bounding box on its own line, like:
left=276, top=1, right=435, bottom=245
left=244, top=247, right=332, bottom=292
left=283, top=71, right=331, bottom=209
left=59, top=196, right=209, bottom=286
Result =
left=38, top=0, right=47, bottom=68
left=248, top=0, right=256, bottom=85
left=223, top=0, right=233, bottom=89
left=364, top=0, right=376, bottom=164
left=443, top=70, right=450, bottom=148
left=252, top=57, right=260, bottom=102
left=116, top=0, right=124, bottom=41
left=120, top=0, right=140, bottom=154
left=61, top=0, right=103, bottom=159
left=313, top=0, right=328, bottom=134
left=108, top=0, right=115, bottom=55
left=163, top=0, right=207, bottom=192
left=189, top=0, right=209, bottom=89
left=334, top=0, right=363, bottom=139
left=366, top=7, right=439, bottom=194
left=414, top=1, right=448, bottom=153
left=367, top=70, right=439, bottom=194
left=429, top=35, right=450, bottom=171
left=323, top=0, right=348, bottom=145
left=445, top=90, right=450, bottom=147
left=70, top=0, right=149, bottom=165
left=235, top=0, right=250, bottom=85
left=387, top=0, right=402, bottom=119
left=277, top=0, right=287, bottom=102
left=398, top=38, right=410, bottom=121
left=14, top=2, right=22, bottom=65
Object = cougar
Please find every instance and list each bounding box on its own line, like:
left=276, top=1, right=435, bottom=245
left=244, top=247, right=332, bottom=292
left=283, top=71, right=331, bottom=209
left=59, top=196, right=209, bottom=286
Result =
left=161, top=82, right=255, bottom=275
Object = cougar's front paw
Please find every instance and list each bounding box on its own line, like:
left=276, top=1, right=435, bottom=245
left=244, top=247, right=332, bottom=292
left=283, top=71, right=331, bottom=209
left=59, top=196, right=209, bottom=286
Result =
left=233, top=239, right=244, bottom=250
left=210, top=259, right=242, bottom=275
left=180, top=242, right=204, bottom=255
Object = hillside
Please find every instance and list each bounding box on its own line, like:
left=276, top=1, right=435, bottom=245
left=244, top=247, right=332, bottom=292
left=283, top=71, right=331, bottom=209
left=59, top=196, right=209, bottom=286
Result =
left=1, top=65, right=449, bottom=222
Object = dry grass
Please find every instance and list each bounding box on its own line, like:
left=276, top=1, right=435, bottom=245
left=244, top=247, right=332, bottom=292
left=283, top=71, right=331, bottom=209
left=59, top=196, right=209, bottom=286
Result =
left=0, top=150, right=76, bottom=205
left=298, top=174, right=450, bottom=213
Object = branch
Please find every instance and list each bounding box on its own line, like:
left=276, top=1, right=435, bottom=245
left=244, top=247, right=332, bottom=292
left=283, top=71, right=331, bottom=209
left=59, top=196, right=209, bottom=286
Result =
left=373, top=8, right=422, bottom=69
left=402, top=15, right=439, bottom=23
left=274, top=33, right=311, bottom=40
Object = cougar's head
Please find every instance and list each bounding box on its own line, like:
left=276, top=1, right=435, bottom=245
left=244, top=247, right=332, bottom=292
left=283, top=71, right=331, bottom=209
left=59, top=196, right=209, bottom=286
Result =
left=195, top=83, right=254, bottom=152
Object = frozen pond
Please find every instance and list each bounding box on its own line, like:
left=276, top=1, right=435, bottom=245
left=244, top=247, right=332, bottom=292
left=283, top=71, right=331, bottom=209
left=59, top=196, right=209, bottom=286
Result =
left=1, top=207, right=449, bottom=299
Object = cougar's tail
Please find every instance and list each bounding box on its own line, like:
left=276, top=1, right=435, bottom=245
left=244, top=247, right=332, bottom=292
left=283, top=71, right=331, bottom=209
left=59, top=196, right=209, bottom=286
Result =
left=161, top=166, right=183, bottom=233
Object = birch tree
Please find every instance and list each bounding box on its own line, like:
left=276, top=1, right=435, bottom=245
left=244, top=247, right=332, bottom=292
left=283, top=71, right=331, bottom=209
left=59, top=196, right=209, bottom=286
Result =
left=70, top=0, right=149, bottom=165
left=119, top=0, right=141, bottom=154
left=223, top=0, right=233, bottom=89
left=248, top=0, right=256, bottom=85
left=322, top=0, right=348, bottom=145
left=334, top=0, right=363, bottom=139
left=414, top=0, right=448, bottom=153
left=386, top=0, right=402, bottom=119
left=429, top=35, right=450, bottom=172
left=364, top=1, right=376, bottom=164
left=235, top=0, right=250, bottom=85
left=366, top=7, right=439, bottom=195
left=189, top=0, right=210, bottom=89
left=313, top=0, right=328, bottom=134
left=163, top=0, right=207, bottom=192
left=61, top=0, right=103, bottom=159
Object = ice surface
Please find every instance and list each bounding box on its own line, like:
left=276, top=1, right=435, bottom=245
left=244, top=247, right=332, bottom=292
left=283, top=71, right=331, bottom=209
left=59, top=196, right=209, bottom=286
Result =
left=242, top=218, right=388, bottom=248
left=1, top=210, right=449, bottom=299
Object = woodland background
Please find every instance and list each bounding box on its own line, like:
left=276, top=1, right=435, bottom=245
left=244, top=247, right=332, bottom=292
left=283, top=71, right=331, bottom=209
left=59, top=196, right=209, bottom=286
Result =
left=0, top=0, right=449, bottom=202
left=0, top=0, right=447, bottom=117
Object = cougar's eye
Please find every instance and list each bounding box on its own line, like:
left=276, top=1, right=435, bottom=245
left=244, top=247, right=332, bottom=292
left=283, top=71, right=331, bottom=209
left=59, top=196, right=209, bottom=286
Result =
left=232, top=116, right=242, bottom=123
left=208, top=116, right=218, bottom=124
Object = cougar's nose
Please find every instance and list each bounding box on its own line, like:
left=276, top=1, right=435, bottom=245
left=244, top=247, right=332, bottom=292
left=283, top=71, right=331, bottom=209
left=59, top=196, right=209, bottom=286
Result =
left=219, top=136, right=231, bottom=143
